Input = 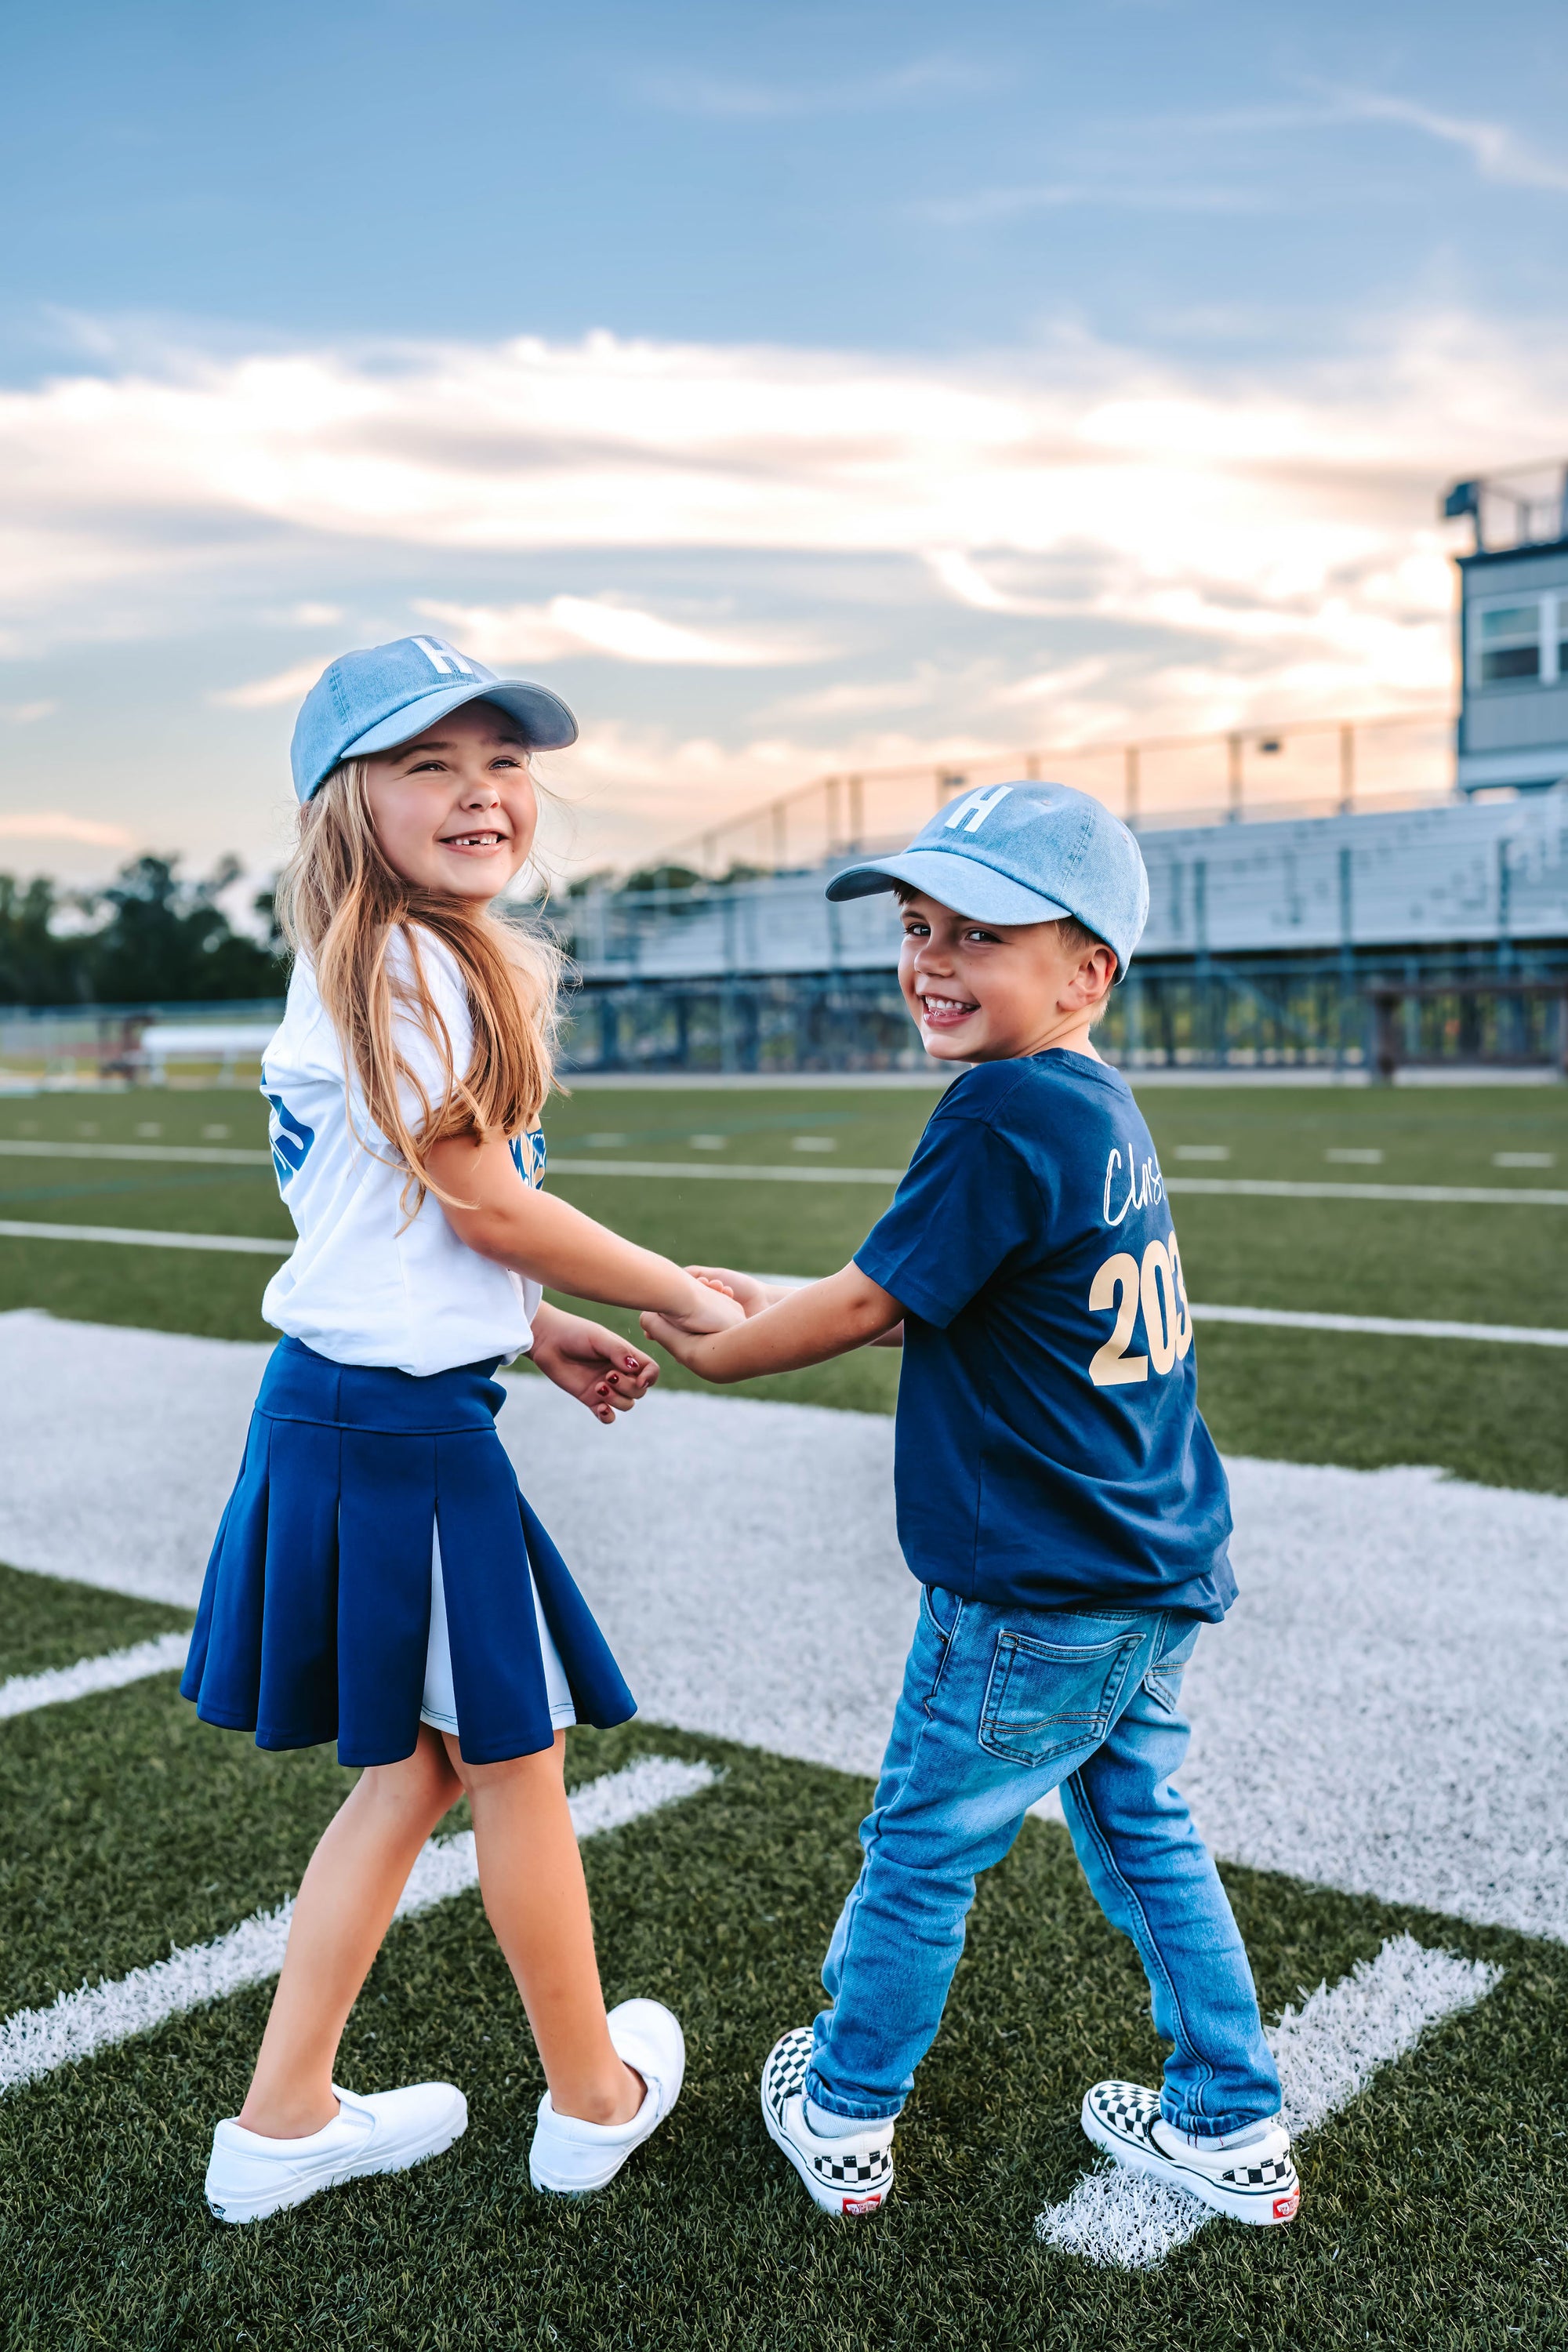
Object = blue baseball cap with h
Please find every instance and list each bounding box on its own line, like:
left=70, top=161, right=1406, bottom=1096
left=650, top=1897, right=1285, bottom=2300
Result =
left=289, top=633, right=579, bottom=804
left=826, top=780, right=1149, bottom=977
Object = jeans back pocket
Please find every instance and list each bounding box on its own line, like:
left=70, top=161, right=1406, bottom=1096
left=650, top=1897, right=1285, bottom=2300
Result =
left=1143, top=1621, right=1201, bottom=1715
left=978, top=1628, right=1146, bottom=1770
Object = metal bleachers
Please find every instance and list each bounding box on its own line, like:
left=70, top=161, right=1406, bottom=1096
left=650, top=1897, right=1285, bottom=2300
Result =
left=568, top=789, right=1568, bottom=981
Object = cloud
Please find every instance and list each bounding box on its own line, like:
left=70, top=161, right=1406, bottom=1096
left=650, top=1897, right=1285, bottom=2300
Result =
left=277, top=601, right=343, bottom=627
left=0, top=700, right=58, bottom=723
left=925, top=550, right=1058, bottom=616
left=0, top=307, right=1556, bottom=869
left=0, top=812, right=132, bottom=845
left=1334, top=89, right=1568, bottom=195
left=209, top=658, right=328, bottom=710
left=414, top=595, right=822, bottom=668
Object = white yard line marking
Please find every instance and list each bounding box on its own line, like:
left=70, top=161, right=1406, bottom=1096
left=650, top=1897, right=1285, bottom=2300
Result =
left=0, top=1632, right=191, bottom=1720
left=1035, top=1934, right=1502, bottom=2270
left=0, top=1755, right=717, bottom=2096
left=1189, top=1303, right=1568, bottom=1348
left=1165, top=1175, right=1568, bottom=1207
left=557, top=1162, right=1568, bottom=1205
left=0, top=1221, right=289, bottom=1254
left=3, top=1141, right=1564, bottom=1204
left=0, top=1141, right=270, bottom=1167
left=550, top=1156, right=906, bottom=1185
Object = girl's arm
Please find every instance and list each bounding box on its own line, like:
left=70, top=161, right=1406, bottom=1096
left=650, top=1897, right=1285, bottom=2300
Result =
left=641, top=1264, right=903, bottom=1383
left=426, top=1134, right=742, bottom=1330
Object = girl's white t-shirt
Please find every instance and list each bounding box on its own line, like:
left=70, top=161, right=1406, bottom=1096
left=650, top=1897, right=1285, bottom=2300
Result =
left=260, top=927, right=543, bottom=1377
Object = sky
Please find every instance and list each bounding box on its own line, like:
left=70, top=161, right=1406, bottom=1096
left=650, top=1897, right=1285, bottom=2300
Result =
left=2, top=0, right=1566, bottom=898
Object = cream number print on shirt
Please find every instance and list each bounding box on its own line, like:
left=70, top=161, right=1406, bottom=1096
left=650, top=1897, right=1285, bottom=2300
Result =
left=1087, top=1235, right=1192, bottom=1387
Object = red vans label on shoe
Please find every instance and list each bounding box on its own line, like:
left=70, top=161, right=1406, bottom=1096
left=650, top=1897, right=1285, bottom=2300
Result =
left=843, top=2194, right=883, bottom=2216
left=1272, top=2190, right=1300, bottom=2221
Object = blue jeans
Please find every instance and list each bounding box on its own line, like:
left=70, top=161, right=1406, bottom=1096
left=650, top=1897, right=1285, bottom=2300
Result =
left=807, top=1585, right=1281, bottom=2138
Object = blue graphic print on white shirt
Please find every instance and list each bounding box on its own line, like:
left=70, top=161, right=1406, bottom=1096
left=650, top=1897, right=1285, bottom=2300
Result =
left=265, top=1091, right=316, bottom=1190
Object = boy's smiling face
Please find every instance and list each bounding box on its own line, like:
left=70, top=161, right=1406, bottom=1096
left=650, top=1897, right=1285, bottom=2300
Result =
left=897, top=891, right=1119, bottom=1063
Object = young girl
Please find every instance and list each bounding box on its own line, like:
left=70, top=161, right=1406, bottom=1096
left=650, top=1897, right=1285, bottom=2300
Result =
left=183, top=633, right=740, bottom=2224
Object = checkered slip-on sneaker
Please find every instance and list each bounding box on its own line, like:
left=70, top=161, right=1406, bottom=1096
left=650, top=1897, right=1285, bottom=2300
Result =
left=1080, top=2080, right=1301, bottom=2227
left=760, top=2027, right=895, bottom=2218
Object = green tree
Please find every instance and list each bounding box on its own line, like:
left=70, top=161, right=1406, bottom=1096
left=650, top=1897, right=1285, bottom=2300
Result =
left=0, top=874, right=81, bottom=1004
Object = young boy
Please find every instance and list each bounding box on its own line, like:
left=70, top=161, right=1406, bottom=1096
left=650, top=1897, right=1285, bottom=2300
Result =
left=643, top=781, right=1298, bottom=2230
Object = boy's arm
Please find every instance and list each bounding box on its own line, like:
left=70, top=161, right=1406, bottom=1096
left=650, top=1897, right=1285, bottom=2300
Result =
left=688, top=1263, right=903, bottom=1348
left=642, top=1264, right=903, bottom=1383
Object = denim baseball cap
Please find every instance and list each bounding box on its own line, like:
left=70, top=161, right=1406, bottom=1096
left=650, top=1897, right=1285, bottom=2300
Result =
left=826, top=780, right=1149, bottom=977
left=289, top=633, right=578, bottom=804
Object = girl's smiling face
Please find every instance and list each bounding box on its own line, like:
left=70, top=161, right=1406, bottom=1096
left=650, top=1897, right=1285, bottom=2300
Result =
left=362, top=700, right=538, bottom=899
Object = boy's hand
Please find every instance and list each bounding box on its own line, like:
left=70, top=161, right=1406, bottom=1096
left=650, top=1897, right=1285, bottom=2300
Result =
left=685, top=1265, right=790, bottom=1317
left=642, top=1263, right=902, bottom=1387
left=658, top=1282, right=748, bottom=1337
left=528, top=1308, right=659, bottom=1425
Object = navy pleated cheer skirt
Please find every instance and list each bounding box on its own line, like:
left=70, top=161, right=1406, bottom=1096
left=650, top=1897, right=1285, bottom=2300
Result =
left=180, top=1338, right=636, bottom=1767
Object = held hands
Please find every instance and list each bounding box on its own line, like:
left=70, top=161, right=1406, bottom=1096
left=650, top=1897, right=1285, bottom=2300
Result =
left=638, top=1268, right=749, bottom=1373
left=528, top=1308, right=660, bottom=1427
left=684, top=1266, right=789, bottom=1317
left=654, top=1277, right=748, bottom=1337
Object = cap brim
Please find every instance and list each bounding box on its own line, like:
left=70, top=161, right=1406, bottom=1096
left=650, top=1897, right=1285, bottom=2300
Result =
left=340, top=678, right=579, bottom=764
left=825, top=848, right=1072, bottom=927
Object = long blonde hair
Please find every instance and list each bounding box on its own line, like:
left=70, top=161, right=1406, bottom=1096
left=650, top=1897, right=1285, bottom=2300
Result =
left=275, top=760, right=561, bottom=1210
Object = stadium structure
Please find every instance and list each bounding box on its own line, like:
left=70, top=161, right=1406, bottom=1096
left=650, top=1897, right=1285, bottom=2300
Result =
left=561, top=459, right=1568, bottom=1079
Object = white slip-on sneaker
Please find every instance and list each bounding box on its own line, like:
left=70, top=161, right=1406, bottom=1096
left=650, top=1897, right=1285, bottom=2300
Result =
left=528, top=1998, right=685, bottom=2195
left=205, top=2081, right=467, bottom=2224
left=759, top=2027, right=895, bottom=2218
left=1080, top=2080, right=1300, bottom=2226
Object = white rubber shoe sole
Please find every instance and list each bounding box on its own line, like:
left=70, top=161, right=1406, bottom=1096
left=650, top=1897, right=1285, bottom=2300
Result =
left=760, top=2028, right=895, bottom=2218
left=1081, top=2080, right=1301, bottom=2226
left=205, top=2081, right=467, bottom=2224
left=528, top=1998, right=685, bottom=2195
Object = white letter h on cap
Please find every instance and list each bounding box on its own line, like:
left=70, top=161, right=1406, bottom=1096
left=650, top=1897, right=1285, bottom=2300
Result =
left=411, top=636, right=478, bottom=677
left=944, top=783, right=1012, bottom=834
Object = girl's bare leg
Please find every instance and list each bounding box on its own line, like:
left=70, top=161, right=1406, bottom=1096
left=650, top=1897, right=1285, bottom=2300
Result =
left=238, top=1726, right=463, bottom=2137
left=451, top=1730, right=642, bottom=2126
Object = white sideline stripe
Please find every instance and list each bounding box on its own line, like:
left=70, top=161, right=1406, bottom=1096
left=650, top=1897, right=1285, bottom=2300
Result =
left=0, top=1631, right=191, bottom=1719
left=1, top=1136, right=1564, bottom=1205
left=1189, top=1303, right=1568, bottom=1349
left=1166, top=1175, right=1568, bottom=1207
left=0, top=1221, right=289, bottom=1255
left=0, top=1141, right=270, bottom=1167
left=0, top=1755, right=717, bottom=2097
left=559, top=1160, right=1568, bottom=1205
left=750, top=1274, right=1568, bottom=1351
left=1035, top=1934, right=1502, bottom=2270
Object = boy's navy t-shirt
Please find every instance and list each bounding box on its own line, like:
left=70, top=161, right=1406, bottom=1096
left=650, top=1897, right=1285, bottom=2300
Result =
left=855, top=1051, right=1235, bottom=1621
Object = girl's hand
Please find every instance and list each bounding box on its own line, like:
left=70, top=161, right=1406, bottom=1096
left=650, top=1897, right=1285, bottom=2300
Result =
left=685, top=1266, right=791, bottom=1318
left=528, top=1305, right=659, bottom=1426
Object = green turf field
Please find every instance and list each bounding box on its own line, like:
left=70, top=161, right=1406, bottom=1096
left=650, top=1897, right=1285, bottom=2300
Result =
left=2, top=1077, right=1565, bottom=1490
left=2, top=1563, right=1566, bottom=2351
left=2, top=1081, right=1567, bottom=2346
